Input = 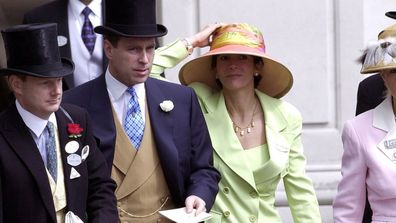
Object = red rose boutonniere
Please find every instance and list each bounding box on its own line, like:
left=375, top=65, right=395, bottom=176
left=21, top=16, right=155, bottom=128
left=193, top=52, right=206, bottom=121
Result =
left=67, top=123, right=84, bottom=139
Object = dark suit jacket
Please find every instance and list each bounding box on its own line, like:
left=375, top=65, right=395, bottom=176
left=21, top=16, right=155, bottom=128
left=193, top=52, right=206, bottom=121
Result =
left=63, top=75, right=220, bottom=209
left=355, top=73, right=386, bottom=223
left=23, top=0, right=107, bottom=90
left=0, top=103, right=118, bottom=223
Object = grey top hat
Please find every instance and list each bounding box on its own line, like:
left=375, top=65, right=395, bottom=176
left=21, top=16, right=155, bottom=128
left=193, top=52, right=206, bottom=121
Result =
left=94, top=0, right=168, bottom=37
left=0, top=23, right=74, bottom=77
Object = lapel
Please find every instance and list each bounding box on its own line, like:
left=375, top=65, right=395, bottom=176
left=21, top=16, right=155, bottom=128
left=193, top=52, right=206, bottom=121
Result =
left=256, top=91, right=290, bottom=182
left=373, top=97, right=396, bottom=158
left=144, top=78, right=179, bottom=187
left=86, top=75, right=116, bottom=167
left=86, top=75, right=115, bottom=137
left=54, top=108, right=74, bottom=207
left=111, top=108, right=135, bottom=176
left=0, top=105, right=56, bottom=222
left=204, top=90, right=290, bottom=189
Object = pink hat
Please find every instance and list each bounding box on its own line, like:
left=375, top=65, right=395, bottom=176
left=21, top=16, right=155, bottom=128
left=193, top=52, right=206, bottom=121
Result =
left=179, top=23, right=293, bottom=98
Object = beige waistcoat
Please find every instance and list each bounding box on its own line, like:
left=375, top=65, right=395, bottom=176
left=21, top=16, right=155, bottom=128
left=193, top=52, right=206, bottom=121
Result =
left=111, top=106, right=176, bottom=223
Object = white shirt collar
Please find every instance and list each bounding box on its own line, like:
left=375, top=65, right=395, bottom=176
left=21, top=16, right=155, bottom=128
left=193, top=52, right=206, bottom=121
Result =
left=105, top=68, right=145, bottom=100
left=15, top=100, right=57, bottom=137
left=69, top=0, right=102, bottom=19
left=373, top=96, right=395, bottom=132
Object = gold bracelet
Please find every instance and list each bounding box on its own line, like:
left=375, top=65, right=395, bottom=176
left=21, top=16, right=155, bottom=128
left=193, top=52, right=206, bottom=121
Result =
left=182, top=38, right=194, bottom=55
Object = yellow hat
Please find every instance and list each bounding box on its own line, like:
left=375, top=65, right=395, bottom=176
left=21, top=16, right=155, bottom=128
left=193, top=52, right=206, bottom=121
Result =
left=360, top=24, right=396, bottom=74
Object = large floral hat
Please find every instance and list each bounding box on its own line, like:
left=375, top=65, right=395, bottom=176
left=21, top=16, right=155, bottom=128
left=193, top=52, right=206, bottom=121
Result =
left=360, top=24, right=396, bottom=74
left=179, top=23, right=293, bottom=98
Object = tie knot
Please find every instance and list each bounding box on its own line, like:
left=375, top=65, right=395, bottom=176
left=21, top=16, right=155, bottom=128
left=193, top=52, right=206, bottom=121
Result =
left=126, top=87, right=137, bottom=97
left=46, top=121, right=55, bottom=137
left=82, top=7, right=92, bottom=17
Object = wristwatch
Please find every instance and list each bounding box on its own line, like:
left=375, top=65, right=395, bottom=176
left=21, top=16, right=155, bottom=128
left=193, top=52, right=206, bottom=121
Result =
left=182, top=38, right=194, bottom=55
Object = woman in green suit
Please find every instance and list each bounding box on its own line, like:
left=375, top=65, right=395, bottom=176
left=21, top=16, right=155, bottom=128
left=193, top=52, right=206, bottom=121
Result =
left=179, top=23, right=321, bottom=222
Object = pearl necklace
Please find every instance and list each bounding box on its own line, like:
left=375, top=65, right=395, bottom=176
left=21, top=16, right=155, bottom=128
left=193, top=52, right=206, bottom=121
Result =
left=231, top=101, right=259, bottom=137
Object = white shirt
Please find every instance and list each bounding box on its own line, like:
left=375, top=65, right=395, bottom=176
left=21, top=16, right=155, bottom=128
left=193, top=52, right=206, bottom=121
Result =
left=105, top=69, right=147, bottom=126
left=68, top=0, right=103, bottom=87
left=16, top=100, right=60, bottom=166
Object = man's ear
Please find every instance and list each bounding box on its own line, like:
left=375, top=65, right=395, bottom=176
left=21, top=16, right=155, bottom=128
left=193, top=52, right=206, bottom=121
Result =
left=7, top=75, right=22, bottom=95
left=104, top=39, right=113, bottom=60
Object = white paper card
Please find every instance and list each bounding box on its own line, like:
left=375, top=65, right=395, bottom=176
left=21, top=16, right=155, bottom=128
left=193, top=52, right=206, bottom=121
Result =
left=159, top=207, right=212, bottom=223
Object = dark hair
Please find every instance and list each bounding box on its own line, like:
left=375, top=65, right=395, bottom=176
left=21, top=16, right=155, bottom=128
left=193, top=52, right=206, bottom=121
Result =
left=9, top=74, right=26, bottom=81
left=104, top=35, right=120, bottom=47
left=211, top=55, right=263, bottom=88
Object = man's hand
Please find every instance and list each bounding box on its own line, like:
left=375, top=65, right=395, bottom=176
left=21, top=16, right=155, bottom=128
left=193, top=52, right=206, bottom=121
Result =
left=185, top=195, right=206, bottom=216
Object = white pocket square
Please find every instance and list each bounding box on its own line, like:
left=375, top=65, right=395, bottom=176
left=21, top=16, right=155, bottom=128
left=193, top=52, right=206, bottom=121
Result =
left=65, top=211, right=83, bottom=223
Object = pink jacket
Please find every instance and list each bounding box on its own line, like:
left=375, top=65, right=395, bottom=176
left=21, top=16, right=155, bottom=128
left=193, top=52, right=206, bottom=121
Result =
left=333, top=96, right=396, bottom=223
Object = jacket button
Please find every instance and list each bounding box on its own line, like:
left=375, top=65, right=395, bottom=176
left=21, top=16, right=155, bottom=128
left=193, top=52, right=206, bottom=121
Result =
left=223, top=187, right=230, bottom=194
left=249, top=215, right=256, bottom=222
left=223, top=211, right=230, bottom=217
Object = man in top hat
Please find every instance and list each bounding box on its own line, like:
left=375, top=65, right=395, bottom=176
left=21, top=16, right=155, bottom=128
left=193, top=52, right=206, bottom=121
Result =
left=23, top=0, right=105, bottom=90
left=62, top=0, right=220, bottom=222
left=0, top=23, right=118, bottom=222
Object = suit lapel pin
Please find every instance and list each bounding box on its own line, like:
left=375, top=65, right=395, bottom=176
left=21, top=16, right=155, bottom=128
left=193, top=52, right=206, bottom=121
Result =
left=81, top=145, right=89, bottom=161
left=69, top=167, right=81, bottom=180
left=67, top=154, right=82, bottom=167
left=384, top=139, right=396, bottom=149
left=57, top=35, right=68, bottom=47
left=65, top=141, right=79, bottom=154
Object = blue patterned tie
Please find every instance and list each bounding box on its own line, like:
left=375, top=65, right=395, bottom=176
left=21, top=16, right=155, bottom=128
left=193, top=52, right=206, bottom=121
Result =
left=124, top=87, right=144, bottom=149
left=46, top=122, right=57, bottom=182
left=81, top=7, right=96, bottom=54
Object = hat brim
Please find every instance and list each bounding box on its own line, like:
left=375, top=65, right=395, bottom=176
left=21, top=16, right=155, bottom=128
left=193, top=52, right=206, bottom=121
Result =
left=94, top=24, right=168, bottom=37
left=361, top=63, right=396, bottom=74
left=386, top=11, right=396, bottom=19
left=0, top=58, right=74, bottom=77
left=179, top=45, right=293, bottom=98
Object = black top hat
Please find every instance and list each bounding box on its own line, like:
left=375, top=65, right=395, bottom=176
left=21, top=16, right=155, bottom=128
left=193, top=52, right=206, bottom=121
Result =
left=0, top=23, right=74, bottom=77
left=94, top=0, right=167, bottom=37
left=386, top=11, right=396, bottom=19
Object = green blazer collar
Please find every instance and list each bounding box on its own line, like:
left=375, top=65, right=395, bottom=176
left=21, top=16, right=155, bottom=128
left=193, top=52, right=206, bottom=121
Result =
left=202, top=89, right=291, bottom=189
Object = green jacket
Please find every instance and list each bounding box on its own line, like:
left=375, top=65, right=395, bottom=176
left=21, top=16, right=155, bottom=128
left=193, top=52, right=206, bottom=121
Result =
left=190, top=83, right=322, bottom=223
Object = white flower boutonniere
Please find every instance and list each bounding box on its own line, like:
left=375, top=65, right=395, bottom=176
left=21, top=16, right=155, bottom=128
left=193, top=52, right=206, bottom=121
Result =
left=160, top=100, right=174, bottom=112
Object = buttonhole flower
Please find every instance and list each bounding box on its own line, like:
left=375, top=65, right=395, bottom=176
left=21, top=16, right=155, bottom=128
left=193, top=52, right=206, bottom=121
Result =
left=159, top=100, right=174, bottom=112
